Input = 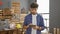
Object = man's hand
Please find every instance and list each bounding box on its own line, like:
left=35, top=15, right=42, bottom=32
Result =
left=23, top=23, right=32, bottom=29
left=32, top=26, right=42, bottom=30
left=28, top=23, right=32, bottom=26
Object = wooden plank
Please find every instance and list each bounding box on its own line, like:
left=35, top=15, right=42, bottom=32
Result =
left=57, top=28, right=60, bottom=34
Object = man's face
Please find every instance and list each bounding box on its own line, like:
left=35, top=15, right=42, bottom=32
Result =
left=30, top=8, right=37, bottom=15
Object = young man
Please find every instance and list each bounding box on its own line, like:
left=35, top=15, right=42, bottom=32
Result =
left=23, top=2, right=45, bottom=34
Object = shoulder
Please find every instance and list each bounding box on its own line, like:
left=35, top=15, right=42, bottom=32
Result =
left=37, top=14, right=43, bottom=19
left=25, top=14, right=31, bottom=18
left=37, top=14, right=42, bottom=17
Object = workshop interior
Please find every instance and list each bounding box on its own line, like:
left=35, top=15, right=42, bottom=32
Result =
left=0, top=0, right=60, bottom=34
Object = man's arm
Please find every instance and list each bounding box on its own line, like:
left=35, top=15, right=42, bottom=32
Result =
left=23, top=25, right=29, bottom=29
left=39, top=15, right=45, bottom=30
left=23, top=16, right=28, bottom=29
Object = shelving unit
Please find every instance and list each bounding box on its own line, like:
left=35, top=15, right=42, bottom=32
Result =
left=11, top=2, right=20, bottom=23
left=0, top=10, right=3, bottom=19
left=0, top=8, right=12, bottom=20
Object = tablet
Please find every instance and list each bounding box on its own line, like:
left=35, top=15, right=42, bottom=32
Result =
left=29, top=25, right=36, bottom=27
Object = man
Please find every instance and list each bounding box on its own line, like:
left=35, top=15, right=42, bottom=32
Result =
left=23, top=2, right=45, bottom=34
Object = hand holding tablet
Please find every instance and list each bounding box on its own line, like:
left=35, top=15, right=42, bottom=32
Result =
left=29, top=25, right=36, bottom=27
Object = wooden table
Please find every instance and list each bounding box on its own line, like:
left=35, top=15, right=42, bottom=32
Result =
left=0, top=29, right=16, bottom=34
left=0, top=29, right=23, bottom=34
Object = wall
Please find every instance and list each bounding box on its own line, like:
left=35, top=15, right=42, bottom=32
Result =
left=0, top=0, right=11, bottom=9
left=0, top=0, right=35, bottom=10
left=49, top=0, right=60, bottom=33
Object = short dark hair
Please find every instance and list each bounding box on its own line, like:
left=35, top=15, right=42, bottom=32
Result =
left=30, top=2, right=38, bottom=8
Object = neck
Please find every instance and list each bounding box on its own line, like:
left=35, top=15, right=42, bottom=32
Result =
left=31, top=13, right=37, bottom=15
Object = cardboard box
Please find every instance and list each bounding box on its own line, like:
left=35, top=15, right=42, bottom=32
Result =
left=0, top=16, right=3, bottom=19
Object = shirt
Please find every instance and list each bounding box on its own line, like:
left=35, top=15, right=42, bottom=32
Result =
left=24, top=14, right=45, bottom=34
left=31, top=14, right=37, bottom=34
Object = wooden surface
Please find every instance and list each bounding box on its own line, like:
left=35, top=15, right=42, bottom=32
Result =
left=0, top=29, right=23, bottom=34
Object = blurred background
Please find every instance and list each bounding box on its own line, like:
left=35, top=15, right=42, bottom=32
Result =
left=0, top=0, right=60, bottom=34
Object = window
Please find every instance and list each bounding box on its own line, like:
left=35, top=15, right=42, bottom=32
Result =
left=37, top=0, right=49, bottom=32
left=37, top=0, right=49, bottom=13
